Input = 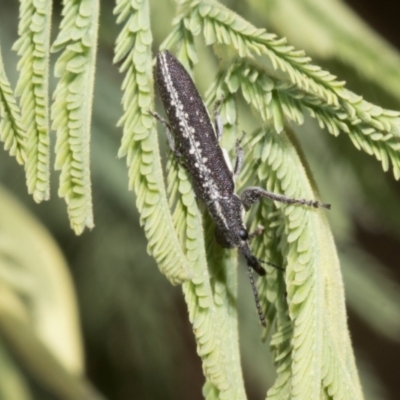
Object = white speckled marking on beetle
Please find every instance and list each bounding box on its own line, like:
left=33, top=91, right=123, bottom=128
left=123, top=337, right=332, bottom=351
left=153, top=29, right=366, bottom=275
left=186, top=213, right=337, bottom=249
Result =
left=158, top=51, right=223, bottom=206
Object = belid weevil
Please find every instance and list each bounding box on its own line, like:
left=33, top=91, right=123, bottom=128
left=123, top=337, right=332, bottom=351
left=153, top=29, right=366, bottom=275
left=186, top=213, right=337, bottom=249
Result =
left=152, top=50, right=330, bottom=326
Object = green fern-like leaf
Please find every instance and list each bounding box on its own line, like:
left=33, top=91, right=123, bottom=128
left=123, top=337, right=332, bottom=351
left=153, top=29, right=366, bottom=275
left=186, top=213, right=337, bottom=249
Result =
left=51, top=0, right=98, bottom=234
left=12, top=0, right=52, bottom=202
left=257, top=0, right=400, bottom=104
left=160, top=8, right=198, bottom=70
left=115, top=0, right=249, bottom=389
left=239, top=128, right=362, bottom=399
left=207, top=59, right=400, bottom=179
left=0, top=43, right=26, bottom=165
left=190, top=0, right=341, bottom=102
left=2, top=0, right=400, bottom=398
left=114, top=0, right=191, bottom=284
left=167, top=156, right=247, bottom=398
left=179, top=0, right=400, bottom=179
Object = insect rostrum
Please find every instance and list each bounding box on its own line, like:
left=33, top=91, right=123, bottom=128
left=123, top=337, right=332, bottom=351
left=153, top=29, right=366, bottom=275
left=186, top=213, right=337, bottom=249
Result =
left=153, top=50, right=330, bottom=326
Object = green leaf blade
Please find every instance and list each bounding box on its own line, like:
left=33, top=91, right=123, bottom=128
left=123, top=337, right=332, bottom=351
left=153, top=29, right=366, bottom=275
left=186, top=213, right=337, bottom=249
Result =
left=51, top=0, right=99, bottom=234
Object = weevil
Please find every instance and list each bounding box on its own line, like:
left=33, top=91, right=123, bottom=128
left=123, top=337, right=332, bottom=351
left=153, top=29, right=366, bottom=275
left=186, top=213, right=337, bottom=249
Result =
left=152, top=50, right=330, bottom=326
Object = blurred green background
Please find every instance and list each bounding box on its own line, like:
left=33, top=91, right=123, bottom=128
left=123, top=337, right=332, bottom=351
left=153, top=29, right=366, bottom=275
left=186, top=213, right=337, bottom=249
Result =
left=0, top=0, right=399, bottom=399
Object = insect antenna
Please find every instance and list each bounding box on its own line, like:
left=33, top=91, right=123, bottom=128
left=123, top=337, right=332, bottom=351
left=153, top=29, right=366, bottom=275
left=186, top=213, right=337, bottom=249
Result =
left=247, top=265, right=267, bottom=327
left=258, top=258, right=285, bottom=272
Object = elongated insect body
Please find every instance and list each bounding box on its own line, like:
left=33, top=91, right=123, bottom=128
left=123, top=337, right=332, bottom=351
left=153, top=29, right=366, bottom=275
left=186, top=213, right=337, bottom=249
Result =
left=156, top=51, right=264, bottom=271
left=154, top=50, right=330, bottom=326
left=156, top=51, right=234, bottom=201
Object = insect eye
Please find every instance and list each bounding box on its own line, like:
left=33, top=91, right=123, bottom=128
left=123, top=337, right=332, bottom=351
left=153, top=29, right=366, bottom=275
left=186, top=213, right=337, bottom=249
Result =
left=238, top=229, right=249, bottom=240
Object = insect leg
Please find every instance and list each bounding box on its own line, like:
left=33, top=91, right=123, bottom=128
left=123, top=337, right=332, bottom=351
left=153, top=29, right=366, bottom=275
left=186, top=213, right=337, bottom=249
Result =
left=241, top=186, right=331, bottom=210
left=233, top=132, right=245, bottom=178
left=247, top=265, right=266, bottom=327
left=213, top=98, right=224, bottom=142
left=149, top=110, right=170, bottom=130
left=149, top=111, right=182, bottom=157
left=248, top=225, right=265, bottom=241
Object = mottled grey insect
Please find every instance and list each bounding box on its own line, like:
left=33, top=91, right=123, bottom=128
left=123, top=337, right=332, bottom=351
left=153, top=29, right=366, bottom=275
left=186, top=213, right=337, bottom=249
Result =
left=152, top=50, right=330, bottom=326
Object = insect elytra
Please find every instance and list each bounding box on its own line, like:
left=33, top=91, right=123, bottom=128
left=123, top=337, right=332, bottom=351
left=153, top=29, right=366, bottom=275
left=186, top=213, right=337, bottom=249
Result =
left=153, top=50, right=330, bottom=326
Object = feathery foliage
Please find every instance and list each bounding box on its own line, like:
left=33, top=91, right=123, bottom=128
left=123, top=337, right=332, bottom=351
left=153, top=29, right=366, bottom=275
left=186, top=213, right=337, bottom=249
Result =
left=114, top=0, right=191, bottom=284
left=240, top=128, right=362, bottom=399
left=2, top=0, right=400, bottom=398
left=208, top=59, right=400, bottom=177
left=177, top=0, right=400, bottom=179
left=51, top=0, right=99, bottom=234
left=0, top=42, right=26, bottom=165
left=12, top=0, right=52, bottom=202
left=253, top=0, right=400, bottom=104
left=167, top=156, right=246, bottom=398
left=112, top=0, right=400, bottom=398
